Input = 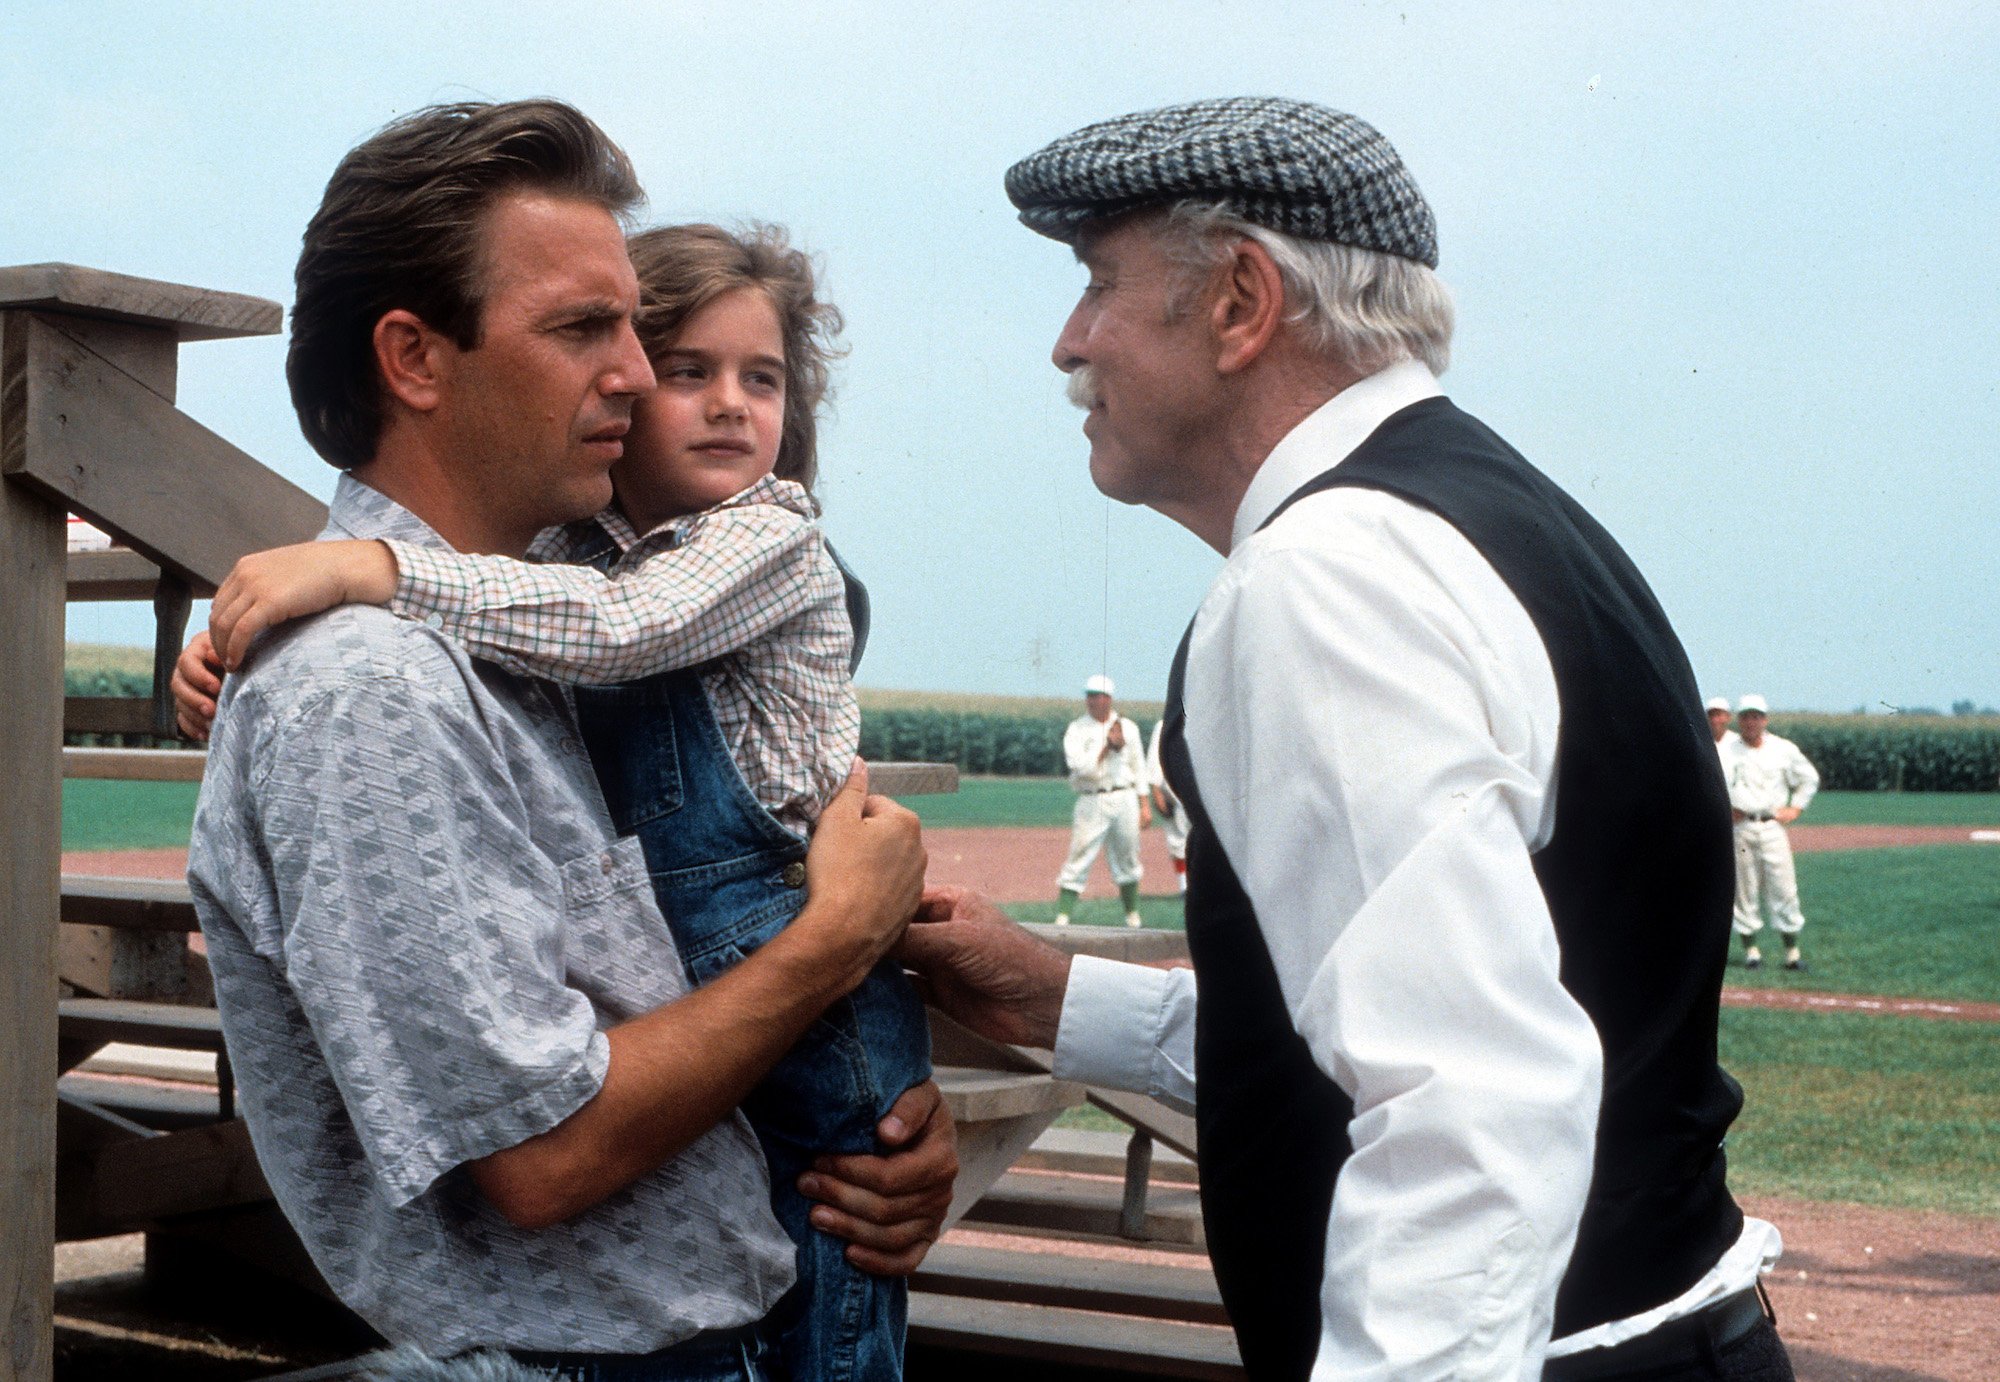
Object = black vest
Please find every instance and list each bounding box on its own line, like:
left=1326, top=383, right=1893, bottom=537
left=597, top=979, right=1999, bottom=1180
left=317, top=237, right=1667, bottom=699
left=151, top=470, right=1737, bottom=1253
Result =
left=1161, top=397, right=1743, bottom=1380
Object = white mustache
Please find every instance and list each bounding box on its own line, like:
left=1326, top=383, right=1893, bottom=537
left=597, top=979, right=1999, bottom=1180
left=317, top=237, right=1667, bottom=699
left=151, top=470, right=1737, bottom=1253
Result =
left=1065, top=365, right=1100, bottom=410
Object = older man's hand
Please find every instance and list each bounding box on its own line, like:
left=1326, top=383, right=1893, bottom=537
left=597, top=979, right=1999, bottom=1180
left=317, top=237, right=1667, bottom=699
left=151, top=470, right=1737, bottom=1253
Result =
left=897, top=886, right=1074, bottom=1050
left=800, top=1078, right=958, bottom=1276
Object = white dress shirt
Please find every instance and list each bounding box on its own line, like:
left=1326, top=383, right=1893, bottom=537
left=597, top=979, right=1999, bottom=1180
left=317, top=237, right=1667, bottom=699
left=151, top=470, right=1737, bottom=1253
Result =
left=1063, top=713, right=1148, bottom=794
left=1052, top=359, right=1778, bottom=1377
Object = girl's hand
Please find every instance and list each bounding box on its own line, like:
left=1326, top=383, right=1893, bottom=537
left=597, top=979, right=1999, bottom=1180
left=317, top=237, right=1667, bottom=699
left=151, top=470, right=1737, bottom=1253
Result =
left=169, top=630, right=227, bottom=740
left=209, top=540, right=399, bottom=670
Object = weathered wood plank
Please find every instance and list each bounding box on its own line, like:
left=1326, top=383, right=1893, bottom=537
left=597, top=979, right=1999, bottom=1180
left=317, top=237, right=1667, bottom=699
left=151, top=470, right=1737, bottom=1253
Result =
left=909, top=1292, right=1241, bottom=1378
left=58, top=998, right=223, bottom=1053
left=56, top=925, right=194, bottom=1001
left=5, top=314, right=325, bottom=589
left=95, top=1118, right=270, bottom=1227
left=1018, top=1126, right=1198, bottom=1185
left=870, top=761, right=959, bottom=797
left=916, top=1240, right=1230, bottom=1326
left=934, top=1067, right=1082, bottom=1124
left=67, top=547, right=201, bottom=601
left=63, top=697, right=157, bottom=737
left=61, top=877, right=197, bottom=933
left=62, top=746, right=205, bottom=780
left=0, top=315, right=62, bottom=1382
left=1027, top=920, right=1192, bottom=964
left=0, top=263, right=281, bottom=342
left=930, top=1010, right=1198, bottom=1161
left=962, top=1169, right=1206, bottom=1248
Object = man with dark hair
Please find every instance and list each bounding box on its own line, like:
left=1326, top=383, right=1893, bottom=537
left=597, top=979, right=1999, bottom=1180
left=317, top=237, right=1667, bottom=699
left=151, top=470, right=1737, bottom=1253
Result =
left=905, top=98, right=1790, bottom=1380
left=185, top=100, right=953, bottom=1373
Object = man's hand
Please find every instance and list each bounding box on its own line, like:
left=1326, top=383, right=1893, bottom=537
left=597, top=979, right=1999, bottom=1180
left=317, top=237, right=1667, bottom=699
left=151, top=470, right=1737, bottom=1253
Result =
left=1151, top=787, right=1171, bottom=816
left=794, top=763, right=927, bottom=994
left=170, top=631, right=227, bottom=741
left=1774, top=806, right=1803, bottom=825
left=1138, top=798, right=1153, bottom=829
left=209, top=539, right=400, bottom=671
left=800, top=1079, right=958, bottom=1276
left=1105, top=720, right=1126, bottom=751
left=897, top=886, right=1073, bottom=1050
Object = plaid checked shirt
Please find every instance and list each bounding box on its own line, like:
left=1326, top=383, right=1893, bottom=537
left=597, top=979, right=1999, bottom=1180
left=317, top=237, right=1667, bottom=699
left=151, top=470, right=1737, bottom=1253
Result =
left=384, top=476, right=857, bottom=833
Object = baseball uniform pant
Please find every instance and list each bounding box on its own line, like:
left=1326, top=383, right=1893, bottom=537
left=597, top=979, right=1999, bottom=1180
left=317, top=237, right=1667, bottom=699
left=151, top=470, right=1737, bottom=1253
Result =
left=1733, top=820, right=1805, bottom=938
left=1058, top=788, right=1143, bottom=892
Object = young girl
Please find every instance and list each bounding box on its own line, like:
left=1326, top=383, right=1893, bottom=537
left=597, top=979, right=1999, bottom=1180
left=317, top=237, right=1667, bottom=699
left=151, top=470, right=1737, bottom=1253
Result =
left=196, top=223, right=930, bottom=1382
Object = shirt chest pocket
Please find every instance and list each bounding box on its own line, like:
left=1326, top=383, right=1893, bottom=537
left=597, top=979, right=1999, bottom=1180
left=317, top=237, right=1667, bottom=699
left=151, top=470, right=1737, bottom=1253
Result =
left=558, top=835, right=690, bottom=1013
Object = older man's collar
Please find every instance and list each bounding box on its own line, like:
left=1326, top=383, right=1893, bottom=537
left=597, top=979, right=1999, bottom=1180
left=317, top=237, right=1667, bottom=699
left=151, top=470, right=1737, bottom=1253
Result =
left=325, top=472, right=456, bottom=549
left=1230, top=358, right=1443, bottom=550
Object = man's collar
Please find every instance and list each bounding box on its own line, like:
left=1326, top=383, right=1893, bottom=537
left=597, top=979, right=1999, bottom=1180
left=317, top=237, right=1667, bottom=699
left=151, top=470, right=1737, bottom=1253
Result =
left=1229, top=358, right=1443, bottom=550
left=326, top=472, right=455, bottom=549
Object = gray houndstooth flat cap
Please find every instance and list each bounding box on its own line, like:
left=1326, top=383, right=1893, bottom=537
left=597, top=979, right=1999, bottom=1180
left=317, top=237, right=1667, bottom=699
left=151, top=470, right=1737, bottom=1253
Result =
left=1005, top=96, right=1438, bottom=268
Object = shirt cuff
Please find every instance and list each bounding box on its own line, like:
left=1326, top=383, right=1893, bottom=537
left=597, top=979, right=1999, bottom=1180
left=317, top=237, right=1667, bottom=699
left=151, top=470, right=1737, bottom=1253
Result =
left=383, top=539, right=470, bottom=622
left=1052, top=955, right=1177, bottom=1097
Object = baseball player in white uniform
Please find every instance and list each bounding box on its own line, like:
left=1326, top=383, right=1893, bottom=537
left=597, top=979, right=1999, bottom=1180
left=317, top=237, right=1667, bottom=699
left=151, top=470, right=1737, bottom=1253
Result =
left=1145, top=719, right=1190, bottom=893
left=1055, top=675, right=1150, bottom=927
left=1722, top=694, right=1821, bottom=970
left=1707, top=695, right=1738, bottom=756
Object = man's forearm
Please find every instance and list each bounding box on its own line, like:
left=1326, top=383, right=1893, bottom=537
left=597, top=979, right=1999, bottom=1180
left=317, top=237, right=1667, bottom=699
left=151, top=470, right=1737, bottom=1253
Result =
left=472, top=904, right=877, bottom=1227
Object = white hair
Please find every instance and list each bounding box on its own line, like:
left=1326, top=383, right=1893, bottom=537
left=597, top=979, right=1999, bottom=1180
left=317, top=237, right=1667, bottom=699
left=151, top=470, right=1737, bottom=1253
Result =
left=1152, top=201, right=1455, bottom=376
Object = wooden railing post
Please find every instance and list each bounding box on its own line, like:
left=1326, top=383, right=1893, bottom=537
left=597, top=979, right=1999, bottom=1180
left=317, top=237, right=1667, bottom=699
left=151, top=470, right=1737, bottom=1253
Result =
left=1, top=311, right=64, bottom=1382
left=0, top=264, right=298, bottom=1381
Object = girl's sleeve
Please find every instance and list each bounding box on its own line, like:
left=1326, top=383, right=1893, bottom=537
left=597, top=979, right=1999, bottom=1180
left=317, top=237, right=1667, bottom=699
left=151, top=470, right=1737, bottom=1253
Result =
left=381, top=506, right=824, bottom=685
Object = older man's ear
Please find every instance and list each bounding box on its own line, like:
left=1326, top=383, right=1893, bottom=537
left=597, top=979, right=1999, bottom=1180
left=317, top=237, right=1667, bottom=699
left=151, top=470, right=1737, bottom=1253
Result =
left=1211, top=237, right=1287, bottom=377
left=897, top=887, right=1073, bottom=1050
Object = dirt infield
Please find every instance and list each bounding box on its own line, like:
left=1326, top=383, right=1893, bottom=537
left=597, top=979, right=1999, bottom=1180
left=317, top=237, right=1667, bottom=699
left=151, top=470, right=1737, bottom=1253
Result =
left=1788, top=825, right=1999, bottom=852
left=1742, top=1194, right=2000, bottom=1382
left=1722, top=988, right=2000, bottom=1023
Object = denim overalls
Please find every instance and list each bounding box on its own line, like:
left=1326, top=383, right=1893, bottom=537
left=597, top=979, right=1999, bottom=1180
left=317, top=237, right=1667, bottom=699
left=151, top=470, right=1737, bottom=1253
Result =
left=569, top=534, right=930, bottom=1382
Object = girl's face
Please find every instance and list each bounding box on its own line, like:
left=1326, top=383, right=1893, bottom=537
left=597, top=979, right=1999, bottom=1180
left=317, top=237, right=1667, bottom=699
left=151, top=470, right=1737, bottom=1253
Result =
left=614, top=285, right=787, bottom=531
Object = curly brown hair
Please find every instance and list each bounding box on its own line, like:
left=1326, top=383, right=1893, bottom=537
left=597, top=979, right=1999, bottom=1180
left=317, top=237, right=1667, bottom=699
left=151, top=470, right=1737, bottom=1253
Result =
left=625, top=223, right=845, bottom=496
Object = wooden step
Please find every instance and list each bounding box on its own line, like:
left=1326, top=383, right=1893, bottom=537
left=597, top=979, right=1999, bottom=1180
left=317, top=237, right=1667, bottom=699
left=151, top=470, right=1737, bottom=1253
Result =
left=916, top=1240, right=1227, bottom=1326
left=962, top=1169, right=1206, bottom=1249
left=1019, top=1127, right=1198, bottom=1184
left=910, top=1292, right=1241, bottom=1379
left=60, top=996, right=223, bottom=1050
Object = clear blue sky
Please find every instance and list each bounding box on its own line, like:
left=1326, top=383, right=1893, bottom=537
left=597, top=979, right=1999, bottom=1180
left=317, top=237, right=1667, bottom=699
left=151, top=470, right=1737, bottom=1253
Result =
left=6, top=1, right=1995, bottom=710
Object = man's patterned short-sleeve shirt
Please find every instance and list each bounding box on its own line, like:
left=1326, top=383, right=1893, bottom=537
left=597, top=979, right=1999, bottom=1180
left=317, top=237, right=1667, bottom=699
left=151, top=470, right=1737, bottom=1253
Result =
left=186, top=475, right=796, bottom=1355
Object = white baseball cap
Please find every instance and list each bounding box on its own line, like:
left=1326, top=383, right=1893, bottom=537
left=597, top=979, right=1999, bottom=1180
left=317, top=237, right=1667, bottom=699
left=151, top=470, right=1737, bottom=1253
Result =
left=1737, top=694, right=1770, bottom=715
left=1705, top=696, right=1731, bottom=714
left=1084, top=674, right=1116, bottom=697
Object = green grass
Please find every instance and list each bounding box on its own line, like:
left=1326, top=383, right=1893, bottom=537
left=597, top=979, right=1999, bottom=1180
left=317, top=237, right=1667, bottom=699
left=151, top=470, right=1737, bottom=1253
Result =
left=1719, top=1008, right=2000, bottom=1214
left=899, top=776, right=1080, bottom=828
left=1727, top=845, right=1999, bottom=1003
left=1801, top=790, right=2000, bottom=826
left=1058, top=1008, right=2000, bottom=1215
left=65, top=642, right=153, bottom=678
left=61, top=779, right=202, bottom=852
